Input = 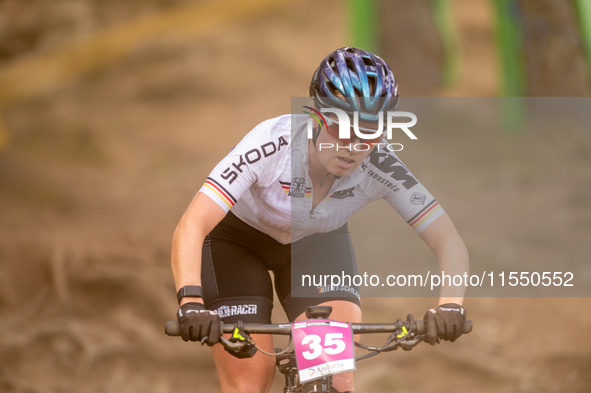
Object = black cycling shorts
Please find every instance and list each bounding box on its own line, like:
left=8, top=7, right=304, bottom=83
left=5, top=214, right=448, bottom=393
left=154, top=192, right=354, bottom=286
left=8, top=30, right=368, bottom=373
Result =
left=201, top=211, right=361, bottom=323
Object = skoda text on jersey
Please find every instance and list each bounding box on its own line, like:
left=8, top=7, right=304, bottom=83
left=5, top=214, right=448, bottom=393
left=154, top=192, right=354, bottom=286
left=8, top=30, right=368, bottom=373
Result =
left=198, top=115, right=444, bottom=245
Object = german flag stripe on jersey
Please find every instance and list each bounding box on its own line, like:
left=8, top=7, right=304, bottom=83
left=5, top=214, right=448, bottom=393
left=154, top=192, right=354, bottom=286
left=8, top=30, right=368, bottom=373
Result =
left=203, top=177, right=237, bottom=208
left=279, top=180, right=290, bottom=193
left=407, top=200, right=441, bottom=229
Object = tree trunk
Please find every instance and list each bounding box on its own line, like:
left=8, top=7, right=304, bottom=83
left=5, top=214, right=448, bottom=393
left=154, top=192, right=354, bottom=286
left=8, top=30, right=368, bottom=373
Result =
left=520, top=0, right=590, bottom=96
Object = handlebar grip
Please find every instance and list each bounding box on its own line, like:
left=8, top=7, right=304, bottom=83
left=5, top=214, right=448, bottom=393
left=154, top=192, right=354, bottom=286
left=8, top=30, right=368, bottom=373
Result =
left=464, top=319, right=473, bottom=333
left=415, top=319, right=472, bottom=335
left=165, top=321, right=181, bottom=336
left=415, top=319, right=426, bottom=334
left=164, top=321, right=228, bottom=336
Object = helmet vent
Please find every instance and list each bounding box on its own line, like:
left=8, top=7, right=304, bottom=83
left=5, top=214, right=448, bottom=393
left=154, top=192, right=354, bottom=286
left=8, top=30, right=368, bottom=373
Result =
left=345, top=58, right=356, bottom=72
left=327, top=81, right=342, bottom=97
left=327, top=55, right=337, bottom=71
left=368, top=76, right=377, bottom=94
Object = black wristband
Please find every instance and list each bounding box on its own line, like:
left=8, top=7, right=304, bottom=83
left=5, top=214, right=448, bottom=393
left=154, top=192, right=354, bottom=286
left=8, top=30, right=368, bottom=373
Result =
left=176, top=285, right=203, bottom=304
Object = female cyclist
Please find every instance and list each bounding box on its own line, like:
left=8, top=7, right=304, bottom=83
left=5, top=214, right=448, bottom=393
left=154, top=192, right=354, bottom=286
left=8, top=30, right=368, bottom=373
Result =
left=171, top=47, right=469, bottom=393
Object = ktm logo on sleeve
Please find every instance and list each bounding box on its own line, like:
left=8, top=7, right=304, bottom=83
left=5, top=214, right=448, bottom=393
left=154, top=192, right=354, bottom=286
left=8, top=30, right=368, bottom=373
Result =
left=368, top=150, right=418, bottom=190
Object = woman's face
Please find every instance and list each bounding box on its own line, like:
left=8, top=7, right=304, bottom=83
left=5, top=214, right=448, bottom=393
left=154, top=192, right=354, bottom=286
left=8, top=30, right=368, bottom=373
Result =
left=312, top=118, right=381, bottom=178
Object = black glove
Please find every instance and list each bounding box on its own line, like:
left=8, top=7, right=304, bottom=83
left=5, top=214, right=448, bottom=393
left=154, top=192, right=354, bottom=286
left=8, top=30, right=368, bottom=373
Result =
left=177, top=302, right=221, bottom=345
left=423, top=303, right=466, bottom=345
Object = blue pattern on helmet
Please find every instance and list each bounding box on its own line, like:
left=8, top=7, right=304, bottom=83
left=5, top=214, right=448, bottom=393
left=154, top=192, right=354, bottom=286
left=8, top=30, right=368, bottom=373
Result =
left=309, top=47, right=399, bottom=122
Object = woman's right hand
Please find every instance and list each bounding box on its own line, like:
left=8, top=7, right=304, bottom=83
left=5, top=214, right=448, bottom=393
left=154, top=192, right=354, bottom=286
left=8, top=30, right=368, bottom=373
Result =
left=177, top=302, right=221, bottom=345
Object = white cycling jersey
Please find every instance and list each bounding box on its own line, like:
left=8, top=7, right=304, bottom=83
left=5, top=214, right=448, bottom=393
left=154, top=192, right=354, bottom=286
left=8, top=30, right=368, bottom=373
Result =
left=199, top=115, right=445, bottom=244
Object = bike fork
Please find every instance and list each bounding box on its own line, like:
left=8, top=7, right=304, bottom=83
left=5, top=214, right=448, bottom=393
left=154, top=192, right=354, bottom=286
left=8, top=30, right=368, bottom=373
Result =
left=282, top=371, right=297, bottom=393
left=302, top=376, right=347, bottom=393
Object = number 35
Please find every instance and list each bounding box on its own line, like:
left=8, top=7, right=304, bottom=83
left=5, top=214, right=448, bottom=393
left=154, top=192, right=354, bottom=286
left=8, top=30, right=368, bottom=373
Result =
left=301, top=333, right=346, bottom=360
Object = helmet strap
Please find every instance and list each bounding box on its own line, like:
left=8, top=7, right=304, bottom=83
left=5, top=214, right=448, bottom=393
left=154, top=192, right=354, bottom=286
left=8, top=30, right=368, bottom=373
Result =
left=319, top=172, right=341, bottom=187
left=312, top=122, right=321, bottom=148
left=310, top=125, right=342, bottom=187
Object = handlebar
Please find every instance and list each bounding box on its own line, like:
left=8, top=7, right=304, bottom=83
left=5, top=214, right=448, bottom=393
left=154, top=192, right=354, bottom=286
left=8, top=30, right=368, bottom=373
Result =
left=164, top=321, right=291, bottom=336
left=164, top=319, right=472, bottom=336
left=165, top=316, right=472, bottom=362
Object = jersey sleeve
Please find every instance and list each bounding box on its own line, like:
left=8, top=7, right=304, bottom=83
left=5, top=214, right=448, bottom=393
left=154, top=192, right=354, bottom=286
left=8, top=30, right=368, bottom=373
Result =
left=198, top=116, right=290, bottom=212
left=386, top=182, right=445, bottom=234
left=365, top=147, right=445, bottom=233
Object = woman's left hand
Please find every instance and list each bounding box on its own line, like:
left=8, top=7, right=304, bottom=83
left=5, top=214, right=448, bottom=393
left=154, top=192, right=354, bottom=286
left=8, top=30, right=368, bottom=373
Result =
left=423, top=303, right=466, bottom=345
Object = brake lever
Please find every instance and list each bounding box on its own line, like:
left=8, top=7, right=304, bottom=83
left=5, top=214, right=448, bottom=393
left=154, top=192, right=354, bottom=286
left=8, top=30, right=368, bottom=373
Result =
left=198, top=334, right=248, bottom=349
left=219, top=336, right=247, bottom=350
left=399, top=338, right=423, bottom=350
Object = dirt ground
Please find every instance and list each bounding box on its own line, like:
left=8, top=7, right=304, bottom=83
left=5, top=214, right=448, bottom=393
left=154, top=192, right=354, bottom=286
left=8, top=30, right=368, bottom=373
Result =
left=1, top=1, right=590, bottom=392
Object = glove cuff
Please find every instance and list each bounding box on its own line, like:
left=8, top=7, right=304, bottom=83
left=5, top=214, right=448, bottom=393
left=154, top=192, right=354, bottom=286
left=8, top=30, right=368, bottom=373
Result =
left=437, top=303, right=465, bottom=315
left=177, top=302, right=208, bottom=319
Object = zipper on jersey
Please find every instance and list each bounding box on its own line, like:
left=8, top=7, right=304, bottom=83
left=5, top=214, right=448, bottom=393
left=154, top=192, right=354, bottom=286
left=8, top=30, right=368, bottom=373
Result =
left=309, top=192, right=332, bottom=219
left=307, top=174, right=338, bottom=220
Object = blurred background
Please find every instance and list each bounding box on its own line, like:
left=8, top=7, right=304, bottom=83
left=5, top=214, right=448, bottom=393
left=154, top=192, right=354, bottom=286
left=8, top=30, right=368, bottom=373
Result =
left=0, top=0, right=590, bottom=392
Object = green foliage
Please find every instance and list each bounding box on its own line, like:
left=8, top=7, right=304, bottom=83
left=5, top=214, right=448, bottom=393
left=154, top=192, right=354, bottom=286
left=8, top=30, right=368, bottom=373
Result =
left=348, top=0, right=377, bottom=52
left=491, top=0, right=526, bottom=97
left=574, top=0, right=591, bottom=84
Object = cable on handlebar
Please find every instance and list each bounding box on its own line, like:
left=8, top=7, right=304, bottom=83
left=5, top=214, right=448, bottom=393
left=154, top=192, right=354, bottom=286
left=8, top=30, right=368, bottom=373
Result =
left=250, top=335, right=293, bottom=356
left=228, top=321, right=293, bottom=357
left=354, top=317, right=428, bottom=361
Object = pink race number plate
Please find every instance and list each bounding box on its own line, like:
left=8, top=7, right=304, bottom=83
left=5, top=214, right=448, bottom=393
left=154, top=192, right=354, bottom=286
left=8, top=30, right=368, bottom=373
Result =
left=292, top=319, right=356, bottom=383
